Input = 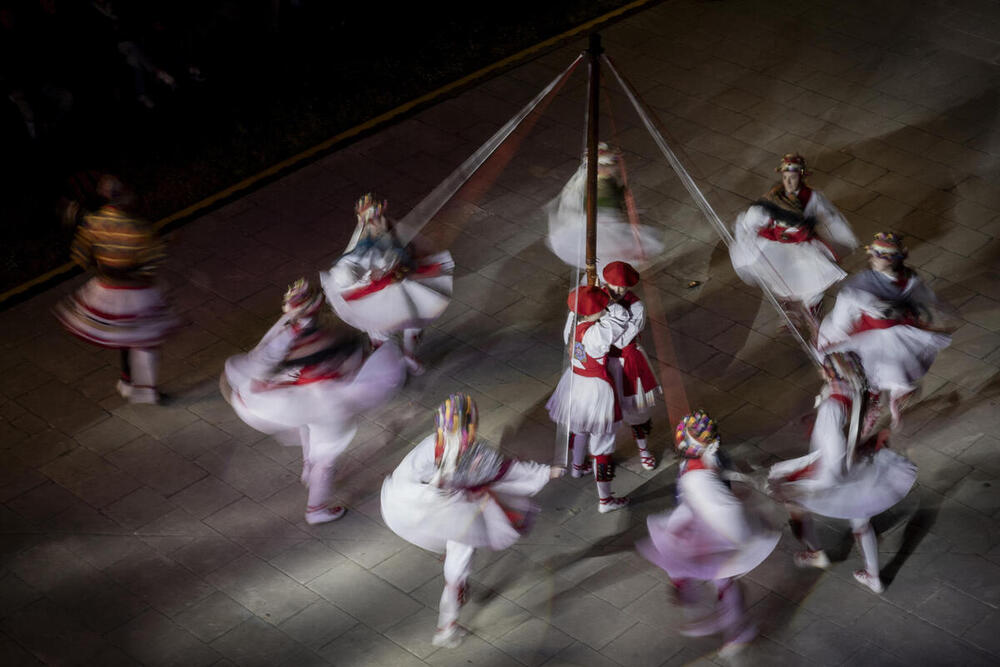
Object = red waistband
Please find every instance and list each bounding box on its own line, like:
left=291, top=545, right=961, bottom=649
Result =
left=852, top=313, right=916, bottom=334
left=573, top=365, right=609, bottom=380
left=342, top=262, right=444, bottom=301
left=758, top=224, right=812, bottom=243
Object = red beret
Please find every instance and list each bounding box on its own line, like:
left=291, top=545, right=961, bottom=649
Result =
left=602, top=261, right=640, bottom=288
left=567, top=286, right=610, bottom=316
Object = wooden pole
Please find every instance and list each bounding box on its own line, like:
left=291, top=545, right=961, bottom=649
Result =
left=585, top=33, right=602, bottom=287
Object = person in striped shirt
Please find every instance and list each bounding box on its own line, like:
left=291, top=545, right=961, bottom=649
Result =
left=55, top=175, right=177, bottom=404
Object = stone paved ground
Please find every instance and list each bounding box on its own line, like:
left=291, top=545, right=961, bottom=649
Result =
left=3, top=1, right=1000, bottom=665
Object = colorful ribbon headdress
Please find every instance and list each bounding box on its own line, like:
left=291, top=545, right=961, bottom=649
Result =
left=674, top=409, right=719, bottom=459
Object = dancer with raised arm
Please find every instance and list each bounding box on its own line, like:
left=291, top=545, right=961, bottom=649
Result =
left=602, top=261, right=662, bottom=471
left=768, top=352, right=918, bottom=594
left=321, top=194, right=454, bottom=374
left=637, top=411, right=781, bottom=657
left=818, top=232, right=951, bottom=429
left=729, top=153, right=857, bottom=334
left=381, top=394, right=563, bottom=648
left=546, top=285, right=631, bottom=511
left=221, top=279, right=406, bottom=524
left=55, top=175, right=178, bottom=404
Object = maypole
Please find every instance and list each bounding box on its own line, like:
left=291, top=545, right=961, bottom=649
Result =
left=584, top=33, right=602, bottom=287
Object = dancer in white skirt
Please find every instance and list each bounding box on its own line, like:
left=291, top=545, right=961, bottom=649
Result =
left=381, top=394, right=563, bottom=648
left=55, top=175, right=177, bottom=404
left=546, top=285, right=631, bottom=511
left=768, top=352, right=918, bottom=594
left=320, top=194, right=453, bottom=375
left=222, top=279, right=406, bottom=525
left=729, top=153, right=857, bottom=332
left=637, top=411, right=781, bottom=656
left=602, top=261, right=662, bottom=471
left=546, top=143, right=664, bottom=274
left=818, top=233, right=951, bottom=429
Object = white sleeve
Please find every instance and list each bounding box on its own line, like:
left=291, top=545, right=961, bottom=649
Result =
left=488, top=460, right=552, bottom=497
left=811, top=398, right=849, bottom=483
left=582, top=309, right=628, bottom=358
left=563, top=311, right=576, bottom=345
left=615, top=299, right=645, bottom=348
left=808, top=191, right=857, bottom=250
left=680, top=471, right=751, bottom=545
left=248, top=316, right=297, bottom=369
left=734, top=205, right=769, bottom=237
left=399, top=435, right=439, bottom=485
left=818, top=287, right=865, bottom=349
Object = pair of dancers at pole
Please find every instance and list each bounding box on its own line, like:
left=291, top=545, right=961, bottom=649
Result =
left=731, top=153, right=951, bottom=430
left=221, top=193, right=454, bottom=524
left=546, top=261, right=663, bottom=513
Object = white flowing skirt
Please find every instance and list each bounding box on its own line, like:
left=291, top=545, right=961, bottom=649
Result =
left=222, top=340, right=406, bottom=457
left=827, top=325, right=951, bottom=394
left=55, top=278, right=178, bottom=348
left=321, top=251, right=454, bottom=334
left=768, top=448, right=917, bottom=520
left=546, top=368, right=618, bottom=435
left=380, top=477, right=535, bottom=553
left=637, top=496, right=780, bottom=581
left=547, top=207, right=664, bottom=274
left=730, top=221, right=844, bottom=302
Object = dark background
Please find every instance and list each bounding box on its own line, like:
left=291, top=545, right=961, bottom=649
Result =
left=0, top=0, right=638, bottom=292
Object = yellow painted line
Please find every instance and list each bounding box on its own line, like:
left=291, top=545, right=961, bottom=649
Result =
left=0, top=0, right=659, bottom=307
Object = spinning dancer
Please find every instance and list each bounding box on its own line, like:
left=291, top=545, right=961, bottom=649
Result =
left=55, top=175, right=177, bottom=404
left=221, top=279, right=406, bottom=525
left=321, top=194, right=454, bottom=375
left=380, top=394, right=562, bottom=648
left=768, top=352, right=918, bottom=594
left=546, top=142, right=664, bottom=275
left=637, top=411, right=780, bottom=657
left=729, top=153, right=857, bottom=333
left=818, top=232, right=951, bottom=429
left=547, top=285, right=631, bottom=511
left=602, top=261, right=661, bottom=471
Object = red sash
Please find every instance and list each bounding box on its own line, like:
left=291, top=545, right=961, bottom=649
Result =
left=341, top=261, right=445, bottom=301
left=620, top=344, right=659, bottom=397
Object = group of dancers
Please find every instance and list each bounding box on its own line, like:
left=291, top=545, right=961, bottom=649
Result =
left=53, top=146, right=951, bottom=653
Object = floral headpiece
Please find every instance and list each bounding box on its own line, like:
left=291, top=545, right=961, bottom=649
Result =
left=775, top=153, right=808, bottom=176
left=597, top=142, right=622, bottom=167
left=433, top=393, right=479, bottom=469
left=674, top=410, right=720, bottom=459
left=866, top=232, right=907, bottom=260
left=355, top=193, right=387, bottom=225
left=282, top=278, right=324, bottom=318
left=822, top=351, right=868, bottom=396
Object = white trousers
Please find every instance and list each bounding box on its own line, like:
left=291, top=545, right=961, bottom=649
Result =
left=300, top=424, right=354, bottom=510
left=127, top=348, right=159, bottom=388
left=438, top=541, right=474, bottom=631
left=571, top=431, right=616, bottom=457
